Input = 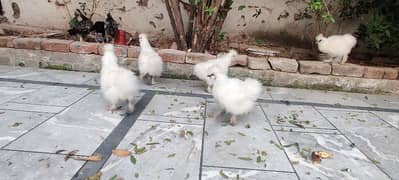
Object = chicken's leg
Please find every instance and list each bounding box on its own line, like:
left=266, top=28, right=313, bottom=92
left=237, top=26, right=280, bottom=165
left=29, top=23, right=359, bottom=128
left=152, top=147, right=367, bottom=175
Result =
left=108, top=104, right=118, bottom=113
left=127, top=98, right=135, bottom=113
left=230, top=115, right=237, bottom=126
left=206, top=85, right=212, bottom=93
left=214, top=108, right=226, bottom=118
left=150, top=76, right=156, bottom=85
left=340, top=55, right=348, bottom=64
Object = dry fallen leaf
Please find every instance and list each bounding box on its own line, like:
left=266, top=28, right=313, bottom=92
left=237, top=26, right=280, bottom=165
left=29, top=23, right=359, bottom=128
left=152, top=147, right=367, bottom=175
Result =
left=72, top=153, right=102, bottom=161
left=112, top=149, right=131, bottom=157
left=84, top=172, right=102, bottom=180
left=311, top=151, right=333, bottom=164
left=64, top=150, right=79, bottom=161
left=316, top=151, right=333, bottom=158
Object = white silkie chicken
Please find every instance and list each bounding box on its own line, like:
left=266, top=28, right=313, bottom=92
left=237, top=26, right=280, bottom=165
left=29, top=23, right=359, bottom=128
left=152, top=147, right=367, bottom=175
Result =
left=193, top=50, right=237, bottom=92
left=101, top=44, right=139, bottom=112
left=316, top=34, right=357, bottom=64
left=138, top=33, right=163, bottom=84
left=208, top=69, right=262, bottom=126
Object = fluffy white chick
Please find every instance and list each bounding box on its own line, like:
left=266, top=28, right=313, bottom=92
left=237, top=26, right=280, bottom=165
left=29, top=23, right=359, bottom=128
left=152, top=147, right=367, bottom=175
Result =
left=101, top=44, right=139, bottom=112
left=208, top=69, right=262, bottom=126
left=138, top=33, right=163, bottom=84
left=193, top=50, right=237, bottom=92
left=316, top=33, right=357, bottom=64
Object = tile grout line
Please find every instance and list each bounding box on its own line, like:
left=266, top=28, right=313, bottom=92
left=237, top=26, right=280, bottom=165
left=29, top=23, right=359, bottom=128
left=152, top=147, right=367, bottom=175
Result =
left=137, top=118, right=203, bottom=126
left=2, top=77, right=399, bottom=113
left=198, top=98, right=208, bottom=180
left=6, top=101, right=68, bottom=108
left=368, top=111, right=399, bottom=132
left=313, top=107, right=393, bottom=179
left=1, top=148, right=89, bottom=156
left=258, top=104, right=301, bottom=180
left=0, top=108, right=56, bottom=114
left=271, top=124, right=338, bottom=131
left=140, top=113, right=204, bottom=120
left=274, top=130, right=342, bottom=135
left=202, top=164, right=296, bottom=174
left=1, top=90, right=95, bottom=149
left=71, top=92, right=156, bottom=180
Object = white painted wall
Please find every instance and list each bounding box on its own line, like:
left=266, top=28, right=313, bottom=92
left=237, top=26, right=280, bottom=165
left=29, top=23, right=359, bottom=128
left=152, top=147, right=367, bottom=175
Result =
left=0, top=0, right=358, bottom=43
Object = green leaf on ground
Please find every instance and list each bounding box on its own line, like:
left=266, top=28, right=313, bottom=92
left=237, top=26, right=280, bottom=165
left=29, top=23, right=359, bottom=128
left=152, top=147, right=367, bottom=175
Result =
left=146, top=142, right=160, bottom=146
left=168, top=153, right=176, bottom=158
left=256, top=156, right=265, bottom=163
left=224, top=140, right=235, bottom=145
left=238, top=157, right=252, bottom=161
left=371, top=159, right=380, bottom=164
left=219, top=170, right=229, bottom=179
left=288, top=120, right=305, bottom=128
left=237, top=132, right=246, bottom=136
left=269, top=140, right=283, bottom=150
left=109, top=175, right=117, bottom=180
left=11, top=122, right=23, bottom=127
left=130, top=155, right=136, bottom=164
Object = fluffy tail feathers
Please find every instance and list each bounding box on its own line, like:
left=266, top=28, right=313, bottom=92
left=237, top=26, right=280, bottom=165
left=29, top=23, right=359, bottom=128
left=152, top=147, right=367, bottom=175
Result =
left=243, top=78, right=262, bottom=101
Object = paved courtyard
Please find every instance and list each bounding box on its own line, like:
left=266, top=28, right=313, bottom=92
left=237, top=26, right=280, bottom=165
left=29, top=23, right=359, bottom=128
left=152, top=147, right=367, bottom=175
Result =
left=0, top=65, right=398, bottom=180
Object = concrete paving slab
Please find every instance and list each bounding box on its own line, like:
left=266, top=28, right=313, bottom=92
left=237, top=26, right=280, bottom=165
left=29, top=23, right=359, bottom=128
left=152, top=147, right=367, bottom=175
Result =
left=0, top=81, right=43, bottom=89
left=201, top=167, right=298, bottom=180
left=9, top=86, right=92, bottom=107
left=100, top=121, right=202, bottom=180
left=0, top=150, right=84, bottom=180
left=0, top=102, right=65, bottom=113
left=277, top=131, right=391, bottom=180
left=268, top=87, right=372, bottom=107
left=0, top=86, right=37, bottom=104
left=0, top=66, right=398, bottom=179
left=319, top=109, right=399, bottom=179
left=5, top=93, right=129, bottom=155
left=141, top=94, right=206, bottom=120
left=372, top=111, right=399, bottom=129
left=203, top=103, right=293, bottom=172
left=261, top=103, right=336, bottom=130
left=0, top=110, right=53, bottom=147
left=0, top=66, right=97, bottom=84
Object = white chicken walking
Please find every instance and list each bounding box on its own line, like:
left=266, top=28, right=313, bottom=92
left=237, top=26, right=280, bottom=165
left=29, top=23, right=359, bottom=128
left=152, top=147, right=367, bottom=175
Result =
left=208, top=69, right=262, bottom=126
left=138, top=33, right=163, bottom=85
left=193, top=50, right=237, bottom=92
left=101, top=44, right=140, bottom=113
left=316, top=33, right=357, bottom=64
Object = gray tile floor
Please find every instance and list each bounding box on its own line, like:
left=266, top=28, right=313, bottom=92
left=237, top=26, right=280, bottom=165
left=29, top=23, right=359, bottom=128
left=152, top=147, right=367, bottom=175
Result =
left=0, top=66, right=398, bottom=180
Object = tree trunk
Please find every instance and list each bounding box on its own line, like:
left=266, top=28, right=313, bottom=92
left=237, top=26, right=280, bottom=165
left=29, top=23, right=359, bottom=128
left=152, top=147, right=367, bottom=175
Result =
left=165, top=0, right=233, bottom=52
left=165, top=0, right=187, bottom=50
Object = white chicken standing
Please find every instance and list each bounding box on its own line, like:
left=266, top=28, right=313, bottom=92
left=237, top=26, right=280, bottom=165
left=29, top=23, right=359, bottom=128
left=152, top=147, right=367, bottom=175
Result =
left=101, top=44, right=140, bottom=112
left=316, top=33, right=357, bottom=64
left=193, top=50, right=237, bottom=92
left=138, top=33, right=163, bottom=84
left=208, top=69, right=262, bottom=126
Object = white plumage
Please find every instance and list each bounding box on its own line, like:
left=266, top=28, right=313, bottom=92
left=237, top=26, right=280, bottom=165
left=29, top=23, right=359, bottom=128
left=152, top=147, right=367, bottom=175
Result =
left=316, top=33, right=357, bottom=64
left=101, top=44, right=139, bottom=112
left=209, top=71, right=262, bottom=126
left=138, top=33, right=163, bottom=84
left=193, top=50, right=237, bottom=92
